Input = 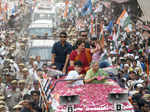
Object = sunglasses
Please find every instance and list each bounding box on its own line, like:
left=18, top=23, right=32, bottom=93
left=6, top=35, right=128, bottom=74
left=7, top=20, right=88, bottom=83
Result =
left=81, top=35, right=87, bottom=37
left=60, top=35, right=67, bottom=38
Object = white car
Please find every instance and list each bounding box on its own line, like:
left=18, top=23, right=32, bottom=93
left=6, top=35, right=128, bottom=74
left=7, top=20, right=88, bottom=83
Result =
left=26, top=39, right=57, bottom=61
left=27, top=20, right=54, bottom=38
left=32, top=4, right=56, bottom=22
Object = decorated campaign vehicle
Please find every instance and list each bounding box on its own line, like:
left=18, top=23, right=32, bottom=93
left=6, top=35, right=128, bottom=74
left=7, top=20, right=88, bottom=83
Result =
left=46, top=77, right=134, bottom=112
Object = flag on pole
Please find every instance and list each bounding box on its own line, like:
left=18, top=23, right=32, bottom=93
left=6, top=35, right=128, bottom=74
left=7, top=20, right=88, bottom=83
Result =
left=112, top=25, right=120, bottom=48
left=81, top=0, right=92, bottom=16
left=116, top=9, right=132, bottom=32
left=147, top=57, right=149, bottom=83
left=64, top=0, right=69, bottom=17
left=0, top=0, right=2, bottom=15
left=99, top=23, right=104, bottom=48
left=106, top=20, right=113, bottom=33
left=4, top=3, right=8, bottom=12
left=90, top=15, right=94, bottom=35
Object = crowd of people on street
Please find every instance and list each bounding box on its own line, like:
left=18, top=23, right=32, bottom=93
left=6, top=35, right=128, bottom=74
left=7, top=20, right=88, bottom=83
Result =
left=0, top=0, right=150, bottom=112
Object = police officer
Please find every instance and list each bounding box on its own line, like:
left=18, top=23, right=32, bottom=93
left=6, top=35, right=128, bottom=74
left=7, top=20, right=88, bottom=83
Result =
left=0, top=74, right=6, bottom=96
left=6, top=80, right=21, bottom=111
left=18, top=80, right=29, bottom=99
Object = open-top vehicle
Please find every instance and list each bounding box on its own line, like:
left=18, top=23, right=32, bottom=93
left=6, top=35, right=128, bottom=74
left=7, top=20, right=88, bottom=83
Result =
left=46, top=77, right=134, bottom=112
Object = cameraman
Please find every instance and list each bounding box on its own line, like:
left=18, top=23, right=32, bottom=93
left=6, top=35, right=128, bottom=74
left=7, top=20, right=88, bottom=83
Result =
left=20, top=94, right=36, bottom=112
left=30, top=90, right=42, bottom=112
left=21, top=91, right=42, bottom=112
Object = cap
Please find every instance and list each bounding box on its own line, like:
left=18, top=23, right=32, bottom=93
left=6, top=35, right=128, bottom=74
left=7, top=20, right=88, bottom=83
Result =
left=11, top=80, right=17, bottom=84
left=9, top=47, right=14, bottom=50
left=135, top=56, right=139, bottom=60
left=0, top=101, right=6, bottom=105
left=22, top=68, right=28, bottom=72
left=143, top=94, right=150, bottom=99
left=18, top=80, right=25, bottom=84
left=136, top=84, right=143, bottom=88
left=110, top=51, right=117, bottom=55
left=0, top=96, right=5, bottom=100
left=124, top=64, right=129, bottom=67
left=20, top=43, right=25, bottom=46
left=0, top=105, right=6, bottom=110
left=13, top=104, right=22, bottom=109
left=129, top=71, right=136, bottom=74
left=19, top=63, right=24, bottom=66
left=138, top=49, right=143, bottom=53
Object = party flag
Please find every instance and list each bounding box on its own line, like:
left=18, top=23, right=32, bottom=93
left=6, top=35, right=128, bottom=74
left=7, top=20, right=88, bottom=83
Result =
left=116, top=9, right=132, bottom=32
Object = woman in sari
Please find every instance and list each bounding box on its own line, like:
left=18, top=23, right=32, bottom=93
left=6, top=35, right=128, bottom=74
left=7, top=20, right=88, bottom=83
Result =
left=84, top=61, right=109, bottom=84
left=68, top=39, right=92, bottom=74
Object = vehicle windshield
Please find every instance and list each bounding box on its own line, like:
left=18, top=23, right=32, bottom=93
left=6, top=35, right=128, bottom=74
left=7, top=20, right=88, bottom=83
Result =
left=28, top=28, right=53, bottom=37
left=28, top=47, right=52, bottom=61
left=34, top=13, right=55, bottom=21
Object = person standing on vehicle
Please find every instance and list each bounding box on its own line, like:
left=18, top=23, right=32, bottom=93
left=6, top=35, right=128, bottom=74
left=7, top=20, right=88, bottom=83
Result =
left=51, top=31, right=72, bottom=73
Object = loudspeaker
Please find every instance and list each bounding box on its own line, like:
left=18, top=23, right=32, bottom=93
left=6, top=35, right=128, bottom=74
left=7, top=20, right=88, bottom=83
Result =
left=59, top=95, right=80, bottom=105
left=108, top=93, right=128, bottom=103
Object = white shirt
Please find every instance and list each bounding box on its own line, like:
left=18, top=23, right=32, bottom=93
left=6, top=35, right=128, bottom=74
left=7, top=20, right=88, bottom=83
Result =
left=66, top=71, right=84, bottom=86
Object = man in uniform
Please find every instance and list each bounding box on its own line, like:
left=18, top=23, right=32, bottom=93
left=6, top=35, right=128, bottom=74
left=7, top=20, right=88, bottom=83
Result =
left=18, top=80, right=29, bottom=99
left=0, top=74, right=6, bottom=96
left=6, top=80, right=21, bottom=111
left=22, top=68, right=33, bottom=90
left=4, top=72, right=13, bottom=89
left=0, top=105, right=8, bottom=112
left=13, top=104, right=22, bottom=112
left=16, top=63, right=25, bottom=80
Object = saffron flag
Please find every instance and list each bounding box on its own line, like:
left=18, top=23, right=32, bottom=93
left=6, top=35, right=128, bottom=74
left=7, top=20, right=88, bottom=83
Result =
left=64, top=0, right=69, bottom=17
left=90, top=15, right=94, bottom=35
left=99, top=23, right=104, bottom=48
left=116, top=9, right=132, bottom=32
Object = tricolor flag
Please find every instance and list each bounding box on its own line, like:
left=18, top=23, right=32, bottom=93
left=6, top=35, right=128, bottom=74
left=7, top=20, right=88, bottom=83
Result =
left=64, top=0, right=69, bottom=17
left=116, top=9, right=132, bottom=32
left=90, top=15, right=94, bottom=35
left=4, top=3, right=8, bottom=12
left=99, top=23, right=104, bottom=48
left=112, top=25, right=120, bottom=48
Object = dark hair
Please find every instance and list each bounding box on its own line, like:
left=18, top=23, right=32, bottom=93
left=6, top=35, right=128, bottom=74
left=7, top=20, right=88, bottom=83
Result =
left=37, top=68, right=42, bottom=71
left=74, top=61, right=83, bottom=67
left=75, top=39, right=85, bottom=48
left=59, top=31, right=67, bottom=37
left=23, top=94, right=32, bottom=100
left=79, top=30, right=88, bottom=36
left=31, top=90, right=40, bottom=96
